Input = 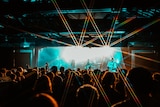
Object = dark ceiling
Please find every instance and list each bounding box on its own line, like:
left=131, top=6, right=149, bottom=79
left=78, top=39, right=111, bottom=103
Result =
left=0, top=0, right=160, bottom=48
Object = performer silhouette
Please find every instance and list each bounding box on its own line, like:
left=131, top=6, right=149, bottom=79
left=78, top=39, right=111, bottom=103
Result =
left=85, top=59, right=92, bottom=70
left=107, top=58, right=117, bottom=72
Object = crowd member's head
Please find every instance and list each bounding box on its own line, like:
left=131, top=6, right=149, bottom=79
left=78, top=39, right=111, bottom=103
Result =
left=111, top=67, right=154, bottom=107
left=152, top=72, right=160, bottom=82
left=17, top=66, right=24, bottom=73
left=76, top=84, right=100, bottom=107
left=0, top=68, right=7, bottom=77
left=101, top=72, right=115, bottom=87
left=50, top=66, right=58, bottom=75
left=26, top=93, right=59, bottom=107
left=151, top=72, right=160, bottom=100
left=127, top=67, right=153, bottom=96
left=33, top=75, right=53, bottom=94
left=82, top=73, right=93, bottom=84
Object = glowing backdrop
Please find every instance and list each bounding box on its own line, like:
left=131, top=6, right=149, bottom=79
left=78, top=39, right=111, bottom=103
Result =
left=38, top=46, right=124, bottom=71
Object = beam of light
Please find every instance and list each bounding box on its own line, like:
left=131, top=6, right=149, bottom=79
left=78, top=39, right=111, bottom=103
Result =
left=51, top=0, right=79, bottom=46
left=82, top=2, right=135, bottom=47
left=79, top=0, right=94, bottom=46
left=88, top=90, right=97, bottom=107
left=82, top=36, right=102, bottom=47
left=114, top=48, right=160, bottom=68
left=79, top=16, right=90, bottom=46
left=80, top=0, right=106, bottom=46
left=106, top=20, right=116, bottom=46
left=91, top=71, right=112, bottom=107
left=115, top=48, right=160, bottom=72
left=5, top=24, right=73, bottom=46
left=103, top=16, right=136, bottom=36
left=131, top=52, right=160, bottom=64
left=79, top=0, right=95, bottom=46
left=130, top=60, right=158, bottom=71
left=106, top=15, right=119, bottom=46
left=60, top=71, right=74, bottom=107
left=110, top=18, right=160, bottom=47
left=82, top=16, right=135, bottom=47
left=51, top=0, right=78, bottom=45
left=75, top=72, right=98, bottom=107
left=116, top=67, right=140, bottom=105
left=82, top=38, right=102, bottom=47
left=115, top=16, right=137, bottom=29
left=117, top=68, right=143, bottom=107
left=107, top=0, right=124, bottom=46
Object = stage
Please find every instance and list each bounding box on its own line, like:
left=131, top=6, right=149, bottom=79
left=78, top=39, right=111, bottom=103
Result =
left=37, top=46, right=124, bottom=71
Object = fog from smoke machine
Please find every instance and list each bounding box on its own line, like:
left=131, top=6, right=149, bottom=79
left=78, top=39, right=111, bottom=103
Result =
left=38, top=46, right=123, bottom=71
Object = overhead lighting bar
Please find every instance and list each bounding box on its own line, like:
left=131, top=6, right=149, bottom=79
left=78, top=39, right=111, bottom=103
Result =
left=59, top=31, right=125, bottom=35
left=23, top=8, right=127, bottom=17
left=42, top=8, right=113, bottom=14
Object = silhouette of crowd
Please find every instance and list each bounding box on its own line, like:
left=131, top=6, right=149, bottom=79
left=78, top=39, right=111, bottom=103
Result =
left=0, top=65, right=160, bottom=107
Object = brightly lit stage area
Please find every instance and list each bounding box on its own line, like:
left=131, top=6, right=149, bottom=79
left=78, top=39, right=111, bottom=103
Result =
left=2, top=46, right=159, bottom=72
left=37, top=46, right=124, bottom=71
